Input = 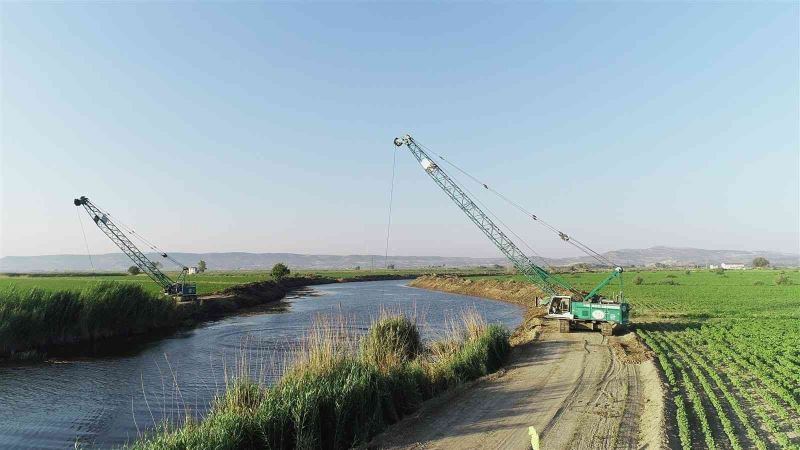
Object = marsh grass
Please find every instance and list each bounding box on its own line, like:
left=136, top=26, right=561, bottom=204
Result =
left=128, top=310, right=511, bottom=450
left=0, top=282, right=176, bottom=355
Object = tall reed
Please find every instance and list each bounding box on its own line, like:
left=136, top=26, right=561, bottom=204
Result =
left=0, top=282, right=176, bottom=355
left=128, top=310, right=511, bottom=450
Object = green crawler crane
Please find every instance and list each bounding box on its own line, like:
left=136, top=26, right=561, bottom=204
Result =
left=74, top=196, right=197, bottom=301
left=393, top=134, right=629, bottom=335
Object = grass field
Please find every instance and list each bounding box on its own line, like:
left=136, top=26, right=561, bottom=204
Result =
left=0, top=268, right=487, bottom=296
left=489, top=268, right=800, bottom=449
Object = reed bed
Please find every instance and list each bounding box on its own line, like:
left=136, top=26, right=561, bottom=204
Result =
left=128, top=310, right=511, bottom=450
left=0, top=282, right=176, bottom=355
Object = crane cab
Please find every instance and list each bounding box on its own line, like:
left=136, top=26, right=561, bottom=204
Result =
left=544, top=295, right=629, bottom=336
left=166, top=282, right=197, bottom=301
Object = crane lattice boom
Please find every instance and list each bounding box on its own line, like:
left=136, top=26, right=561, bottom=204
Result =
left=393, top=135, right=578, bottom=297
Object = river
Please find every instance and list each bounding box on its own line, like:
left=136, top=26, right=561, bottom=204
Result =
left=0, top=280, right=524, bottom=449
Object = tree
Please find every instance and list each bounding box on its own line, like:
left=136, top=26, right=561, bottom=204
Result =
left=386, top=264, right=396, bottom=270
left=271, top=263, right=290, bottom=281
left=153, top=261, right=162, bottom=269
left=128, top=266, right=141, bottom=275
left=752, top=257, right=770, bottom=268
left=197, top=260, right=207, bottom=273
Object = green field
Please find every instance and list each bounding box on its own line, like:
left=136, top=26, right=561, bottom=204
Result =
left=0, top=268, right=495, bottom=296
left=490, top=268, right=800, bottom=449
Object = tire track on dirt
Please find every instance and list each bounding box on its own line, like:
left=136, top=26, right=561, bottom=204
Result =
left=372, top=321, right=665, bottom=450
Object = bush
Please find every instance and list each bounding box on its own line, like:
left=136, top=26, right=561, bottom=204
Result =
left=128, top=266, right=141, bottom=275
left=361, top=315, right=421, bottom=370
left=658, top=280, right=680, bottom=286
left=752, top=257, right=770, bottom=268
left=685, top=270, right=691, bottom=275
left=753, top=281, right=765, bottom=286
left=776, top=274, right=793, bottom=286
left=666, top=274, right=678, bottom=278
left=713, top=268, right=725, bottom=275
left=271, top=263, right=290, bottom=282
left=633, top=276, right=644, bottom=285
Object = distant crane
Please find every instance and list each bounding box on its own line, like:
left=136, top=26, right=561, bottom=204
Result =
left=393, top=134, right=628, bottom=335
left=73, top=196, right=197, bottom=301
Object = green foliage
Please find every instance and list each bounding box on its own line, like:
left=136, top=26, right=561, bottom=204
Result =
left=128, top=266, right=141, bottom=275
left=271, top=263, right=291, bottom=281
left=633, top=276, right=644, bottom=285
left=360, top=315, right=421, bottom=369
left=0, top=282, right=176, bottom=355
left=776, top=273, right=793, bottom=286
left=128, top=315, right=511, bottom=450
left=197, top=260, right=207, bottom=273
left=713, top=268, right=725, bottom=275
left=752, top=257, right=770, bottom=268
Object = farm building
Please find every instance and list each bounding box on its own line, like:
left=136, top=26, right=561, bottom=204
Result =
left=714, top=263, right=746, bottom=270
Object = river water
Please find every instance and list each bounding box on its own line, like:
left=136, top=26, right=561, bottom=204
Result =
left=0, top=280, right=523, bottom=449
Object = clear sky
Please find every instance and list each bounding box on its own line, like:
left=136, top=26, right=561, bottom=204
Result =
left=1, top=2, right=798, bottom=259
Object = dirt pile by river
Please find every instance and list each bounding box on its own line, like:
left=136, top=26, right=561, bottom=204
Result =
left=410, top=275, right=545, bottom=307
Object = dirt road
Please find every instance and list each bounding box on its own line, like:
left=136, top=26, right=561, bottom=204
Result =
left=373, top=321, right=665, bottom=450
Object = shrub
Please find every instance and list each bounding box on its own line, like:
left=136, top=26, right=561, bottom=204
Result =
left=776, top=274, right=793, bottom=286
left=128, top=266, right=141, bottom=275
left=361, top=315, right=421, bottom=370
left=713, top=268, right=725, bottom=275
left=753, top=281, right=765, bottom=286
left=666, top=274, right=678, bottom=278
left=685, top=270, right=691, bottom=275
left=271, top=263, right=290, bottom=282
left=658, top=280, right=680, bottom=286
left=752, top=257, right=770, bottom=268
left=634, top=276, right=644, bottom=285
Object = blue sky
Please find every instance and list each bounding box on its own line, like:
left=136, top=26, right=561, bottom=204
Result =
left=1, top=3, right=798, bottom=259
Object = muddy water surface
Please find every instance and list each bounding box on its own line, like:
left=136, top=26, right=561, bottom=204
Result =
left=0, top=280, right=523, bottom=449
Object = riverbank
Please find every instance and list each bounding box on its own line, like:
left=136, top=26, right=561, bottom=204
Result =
left=410, top=274, right=546, bottom=345
left=0, top=273, right=416, bottom=359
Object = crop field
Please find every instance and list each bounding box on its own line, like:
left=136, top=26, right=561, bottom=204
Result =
left=492, top=269, right=800, bottom=449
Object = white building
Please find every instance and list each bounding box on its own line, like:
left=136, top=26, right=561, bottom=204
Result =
left=721, top=263, right=745, bottom=270
left=188, top=267, right=198, bottom=274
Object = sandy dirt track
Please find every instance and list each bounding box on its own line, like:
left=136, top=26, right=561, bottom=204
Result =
left=372, top=321, right=665, bottom=450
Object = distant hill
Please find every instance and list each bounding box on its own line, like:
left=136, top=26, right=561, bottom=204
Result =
left=1, top=247, right=797, bottom=273
left=547, top=246, right=800, bottom=268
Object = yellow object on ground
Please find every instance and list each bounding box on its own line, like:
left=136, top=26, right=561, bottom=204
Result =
left=528, top=426, right=539, bottom=450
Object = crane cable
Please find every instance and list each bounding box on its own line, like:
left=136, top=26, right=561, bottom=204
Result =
left=414, top=140, right=616, bottom=268
left=384, top=147, right=397, bottom=269
left=90, top=201, right=188, bottom=270
left=76, top=207, right=95, bottom=271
